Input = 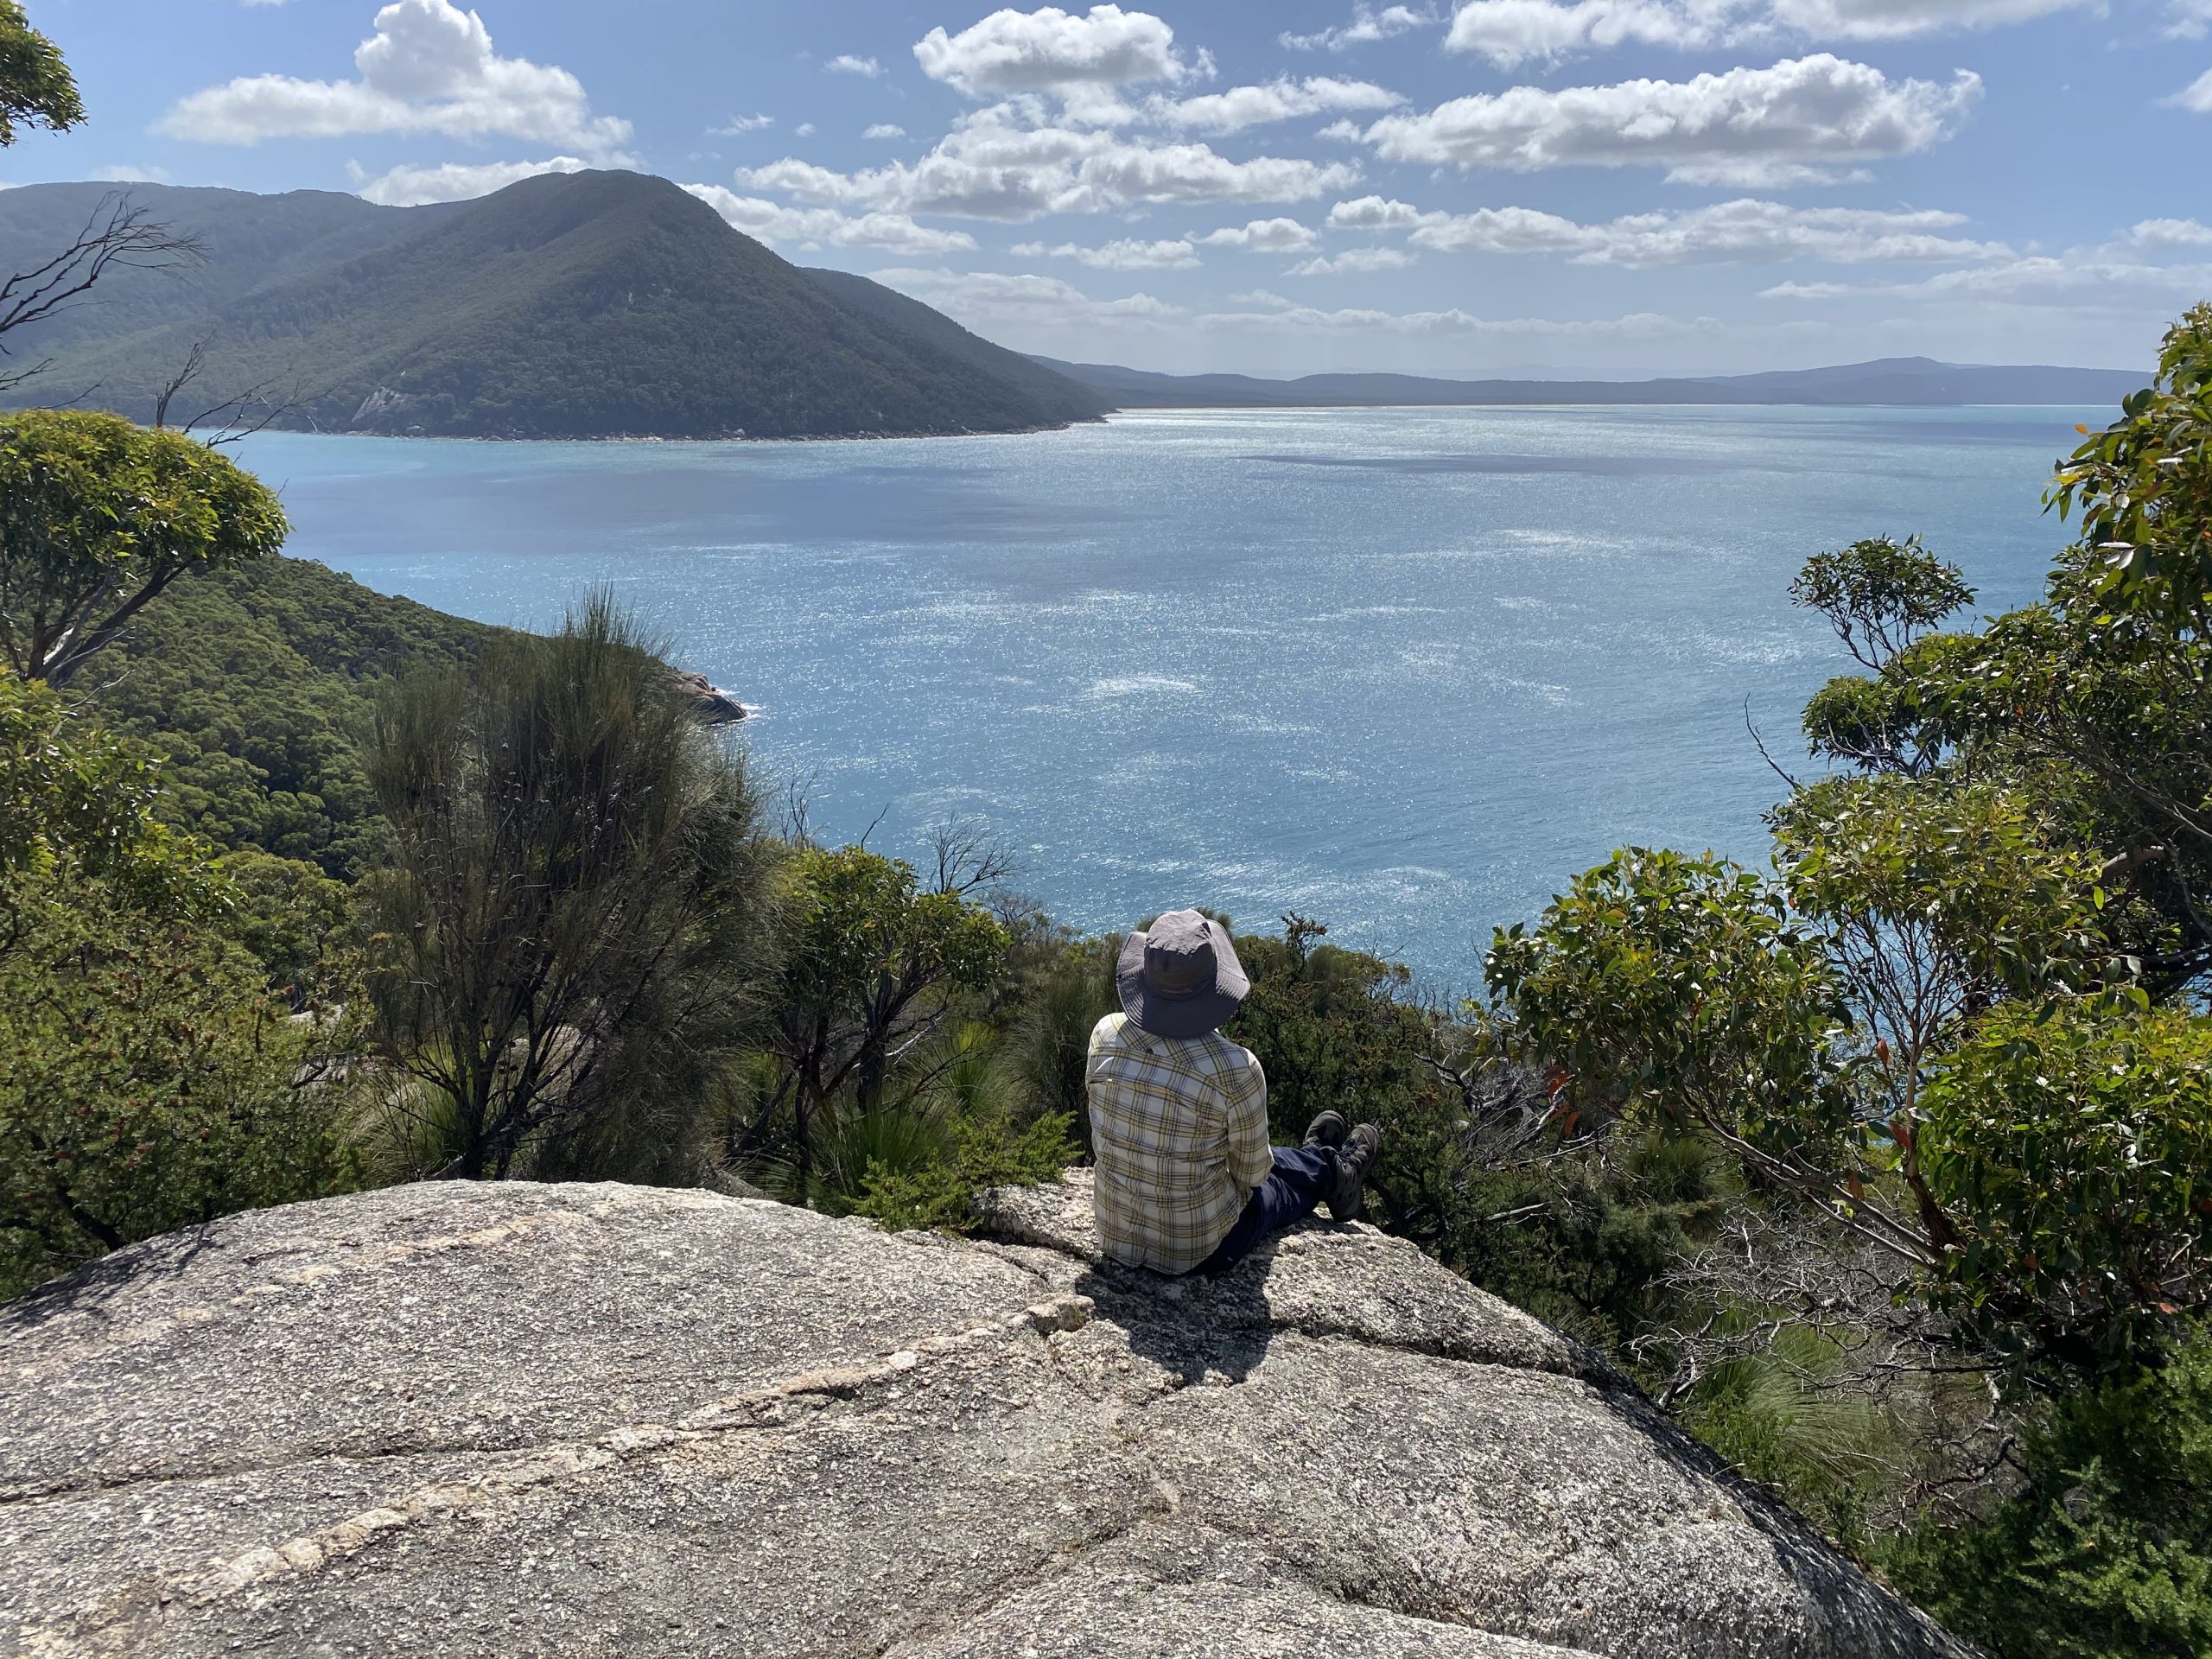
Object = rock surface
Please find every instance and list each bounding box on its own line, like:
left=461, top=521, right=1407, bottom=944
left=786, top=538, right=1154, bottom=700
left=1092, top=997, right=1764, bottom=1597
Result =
left=671, top=669, right=746, bottom=724
left=1, top=1175, right=1968, bottom=1658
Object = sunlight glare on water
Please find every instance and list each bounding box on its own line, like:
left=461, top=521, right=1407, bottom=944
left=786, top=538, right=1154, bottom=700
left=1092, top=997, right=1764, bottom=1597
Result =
left=236, top=403, right=2091, bottom=987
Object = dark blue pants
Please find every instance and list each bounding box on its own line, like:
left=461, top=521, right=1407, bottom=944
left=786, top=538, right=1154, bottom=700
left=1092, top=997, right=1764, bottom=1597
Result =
left=1194, top=1146, right=1337, bottom=1274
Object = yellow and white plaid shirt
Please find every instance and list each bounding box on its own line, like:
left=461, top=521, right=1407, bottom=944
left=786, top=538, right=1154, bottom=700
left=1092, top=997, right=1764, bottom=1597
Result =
left=1085, top=1012, right=1271, bottom=1273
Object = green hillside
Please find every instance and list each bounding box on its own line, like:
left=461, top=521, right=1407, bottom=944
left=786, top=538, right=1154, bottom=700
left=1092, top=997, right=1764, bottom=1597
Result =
left=0, top=170, right=1106, bottom=440
left=804, top=266, right=1113, bottom=426
left=78, top=555, right=495, bottom=880
left=0, top=182, right=457, bottom=357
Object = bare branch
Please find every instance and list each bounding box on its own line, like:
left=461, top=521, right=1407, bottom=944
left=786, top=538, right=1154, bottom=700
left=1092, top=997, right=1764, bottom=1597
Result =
left=0, top=194, right=205, bottom=384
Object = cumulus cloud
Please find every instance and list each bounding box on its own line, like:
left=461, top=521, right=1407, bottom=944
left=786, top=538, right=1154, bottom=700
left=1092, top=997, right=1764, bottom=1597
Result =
left=158, top=0, right=632, bottom=156
left=1327, top=195, right=1431, bottom=231
left=2171, top=67, right=2212, bottom=111
left=1281, top=5, right=1438, bottom=52
left=711, top=113, right=774, bottom=135
left=1151, top=76, right=1403, bottom=134
left=1443, top=0, right=2093, bottom=67
left=826, top=54, right=882, bottom=76
left=913, top=5, right=1202, bottom=98
left=683, top=183, right=980, bottom=254
left=865, top=124, right=908, bottom=138
left=1010, top=235, right=1201, bottom=267
left=1198, top=217, right=1319, bottom=251
left=353, top=154, right=588, bottom=204
left=2131, top=217, right=2212, bottom=249
left=1762, top=251, right=2212, bottom=305
left=867, top=265, right=1185, bottom=330
left=1287, top=246, right=1418, bottom=275
left=1360, top=54, right=1978, bottom=178
left=736, top=105, right=1359, bottom=221
left=1408, top=198, right=2011, bottom=265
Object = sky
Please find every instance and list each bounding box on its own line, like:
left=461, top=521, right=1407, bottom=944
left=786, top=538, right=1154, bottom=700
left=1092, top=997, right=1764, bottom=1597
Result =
left=4, top=0, right=2208, bottom=377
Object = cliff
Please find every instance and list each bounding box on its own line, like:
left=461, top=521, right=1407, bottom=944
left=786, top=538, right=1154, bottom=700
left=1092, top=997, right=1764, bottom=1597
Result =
left=1, top=1175, right=1967, bottom=1656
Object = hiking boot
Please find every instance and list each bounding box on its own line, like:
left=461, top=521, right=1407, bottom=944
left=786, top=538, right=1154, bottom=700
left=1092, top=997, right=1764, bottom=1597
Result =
left=1326, top=1123, right=1382, bottom=1222
left=1302, top=1110, right=1347, bottom=1151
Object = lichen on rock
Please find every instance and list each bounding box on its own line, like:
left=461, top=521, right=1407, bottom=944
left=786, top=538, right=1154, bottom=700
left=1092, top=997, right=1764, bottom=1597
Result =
left=0, top=1174, right=1967, bottom=1657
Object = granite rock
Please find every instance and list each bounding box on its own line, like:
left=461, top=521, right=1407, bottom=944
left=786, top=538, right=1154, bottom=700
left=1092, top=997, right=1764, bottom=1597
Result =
left=1, top=1174, right=1970, bottom=1658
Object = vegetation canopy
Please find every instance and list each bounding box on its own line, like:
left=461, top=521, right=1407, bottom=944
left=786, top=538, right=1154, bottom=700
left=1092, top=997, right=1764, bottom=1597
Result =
left=0, top=410, right=287, bottom=687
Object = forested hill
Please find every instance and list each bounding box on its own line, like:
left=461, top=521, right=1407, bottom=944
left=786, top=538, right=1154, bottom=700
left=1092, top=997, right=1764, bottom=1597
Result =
left=0, top=171, right=1104, bottom=440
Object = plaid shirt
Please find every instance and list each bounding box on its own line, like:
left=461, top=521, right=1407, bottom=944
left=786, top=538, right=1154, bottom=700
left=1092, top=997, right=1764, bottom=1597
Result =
left=1085, top=1012, right=1271, bottom=1273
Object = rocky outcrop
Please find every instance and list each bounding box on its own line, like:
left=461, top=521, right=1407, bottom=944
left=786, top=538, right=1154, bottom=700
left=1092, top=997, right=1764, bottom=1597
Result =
left=0, top=1176, right=1967, bottom=1658
left=671, top=668, right=746, bottom=723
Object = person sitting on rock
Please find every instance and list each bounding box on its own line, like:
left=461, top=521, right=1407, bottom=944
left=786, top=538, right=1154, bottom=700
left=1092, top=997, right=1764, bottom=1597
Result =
left=1085, top=908, right=1381, bottom=1274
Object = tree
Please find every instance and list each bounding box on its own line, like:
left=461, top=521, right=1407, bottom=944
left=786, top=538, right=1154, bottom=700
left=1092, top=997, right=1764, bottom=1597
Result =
left=0, top=411, right=288, bottom=688
left=0, top=1, right=80, bottom=146
left=1486, top=313, right=2212, bottom=1387
left=0, top=668, right=355, bottom=1294
left=753, top=844, right=1007, bottom=1199
left=0, top=198, right=205, bottom=393
left=0, top=12, right=203, bottom=393
left=361, top=595, right=776, bottom=1182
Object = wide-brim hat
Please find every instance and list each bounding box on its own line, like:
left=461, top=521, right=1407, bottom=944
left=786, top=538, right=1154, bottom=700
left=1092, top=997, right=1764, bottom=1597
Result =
left=1117, top=909, right=1250, bottom=1039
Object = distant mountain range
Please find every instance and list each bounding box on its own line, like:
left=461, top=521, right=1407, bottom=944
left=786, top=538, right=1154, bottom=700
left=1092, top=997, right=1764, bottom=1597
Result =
left=0, top=172, right=1109, bottom=440
left=1029, top=355, right=2152, bottom=410
left=0, top=171, right=2152, bottom=438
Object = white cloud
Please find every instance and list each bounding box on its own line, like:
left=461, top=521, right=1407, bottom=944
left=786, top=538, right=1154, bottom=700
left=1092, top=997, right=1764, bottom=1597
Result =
left=1361, top=54, right=1978, bottom=178
left=826, top=54, right=883, bottom=77
left=712, top=113, right=774, bottom=135
left=1443, top=0, right=2094, bottom=67
left=1198, top=296, right=1720, bottom=336
left=913, top=6, right=1201, bottom=98
left=1281, top=5, right=1438, bottom=51
left=683, top=184, right=980, bottom=254
left=1327, top=195, right=1430, bottom=230
left=795, top=122, right=817, bottom=137
left=1409, top=197, right=2010, bottom=264
left=1011, top=235, right=1201, bottom=267
left=1662, top=160, right=1872, bottom=187
left=866, top=264, right=1185, bottom=328
left=1198, top=216, right=1319, bottom=251
left=353, top=154, right=589, bottom=205
left=2171, top=67, right=2212, bottom=111
left=1768, top=0, right=2091, bottom=40
left=158, top=0, right=632, bottom=157
left=865, top=124, right=908, bottom=139
left=1288, top=246, right=1419, bottom=275
left=2131, top=217, right=2212, bottom=250
left=2167, top=0, right=2212, bottom=38
left=737, top=105, right=1359, bottom=221
left=1762, top=257, right=2212, bottom=305
left=93, top=164, right=173, bottom=183
left=1151, top=76, right=1403, bottom=135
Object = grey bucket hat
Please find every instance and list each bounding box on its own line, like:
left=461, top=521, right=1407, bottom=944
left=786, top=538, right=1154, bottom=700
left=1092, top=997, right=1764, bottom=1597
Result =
left=1117, top=909, right=1251, bottom=1039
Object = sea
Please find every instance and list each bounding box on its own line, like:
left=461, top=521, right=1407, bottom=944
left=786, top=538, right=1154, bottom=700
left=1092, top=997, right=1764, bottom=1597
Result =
left=232, top=404, right=2097, bottom=990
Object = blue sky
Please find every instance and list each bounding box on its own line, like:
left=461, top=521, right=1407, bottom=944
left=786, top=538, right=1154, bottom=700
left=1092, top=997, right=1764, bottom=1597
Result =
left=5, top=0, right=2207, bottom=375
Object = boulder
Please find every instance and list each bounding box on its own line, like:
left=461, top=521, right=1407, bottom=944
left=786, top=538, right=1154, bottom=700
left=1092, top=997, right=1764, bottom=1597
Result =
left=0, top=1175, right=1968, bottom=1658
left=671, top=670, right=746, bottom=724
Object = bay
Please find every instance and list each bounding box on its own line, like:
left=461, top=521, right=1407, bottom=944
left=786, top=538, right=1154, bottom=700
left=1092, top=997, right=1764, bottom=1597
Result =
left=234, top=404, right=2094, bottom=987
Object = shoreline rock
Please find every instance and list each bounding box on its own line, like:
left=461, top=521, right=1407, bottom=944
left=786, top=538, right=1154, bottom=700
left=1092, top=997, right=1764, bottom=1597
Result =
left=671, top=669, right=746, bottom=723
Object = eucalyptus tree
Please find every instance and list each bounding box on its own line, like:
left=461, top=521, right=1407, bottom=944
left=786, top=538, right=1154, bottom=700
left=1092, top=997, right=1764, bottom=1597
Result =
left=0, top=412, right=288, bottom=687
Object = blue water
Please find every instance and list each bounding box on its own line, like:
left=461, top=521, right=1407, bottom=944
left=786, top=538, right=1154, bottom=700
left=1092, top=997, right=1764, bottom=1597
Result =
left=233, top=404, right=2093, bottom=988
